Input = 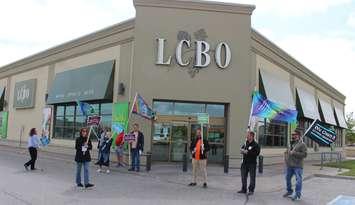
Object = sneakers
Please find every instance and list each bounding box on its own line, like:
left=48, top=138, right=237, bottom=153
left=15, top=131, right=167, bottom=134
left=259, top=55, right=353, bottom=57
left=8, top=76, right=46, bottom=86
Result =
left=24, top=164, right=29, bottom=171
left=97, top=169, right=101, bottom=173
left=203, top=183, right=208, bottom=188
left=237, top=190, right=247, bottom=194
left=290, top=194, right=301, bottom=201
left=106, top=169, right=110, bottom=174
left=188, top=182, right=197, bottom=186
left=128, top=168, right=135, bottom=171
left=247, top=191, right=254, bottom=196
left=84, top=183, right=94, bottom=188
left=77, top=183, right=84, bottom=187
left=283, top=192, right=293, bottom=198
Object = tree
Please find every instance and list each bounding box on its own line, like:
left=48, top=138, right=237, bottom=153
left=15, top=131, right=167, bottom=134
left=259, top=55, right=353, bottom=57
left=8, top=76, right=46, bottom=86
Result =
left=345, top=112, right=355, bottom=144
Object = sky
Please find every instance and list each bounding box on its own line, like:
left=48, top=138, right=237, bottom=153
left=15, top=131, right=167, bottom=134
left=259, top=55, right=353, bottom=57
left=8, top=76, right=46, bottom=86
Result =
left=0, top=0, right=354, bottom=114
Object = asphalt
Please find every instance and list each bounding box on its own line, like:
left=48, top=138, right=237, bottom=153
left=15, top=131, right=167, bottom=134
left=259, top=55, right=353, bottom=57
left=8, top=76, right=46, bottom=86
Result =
left=0, top=144, right=355, bottom=205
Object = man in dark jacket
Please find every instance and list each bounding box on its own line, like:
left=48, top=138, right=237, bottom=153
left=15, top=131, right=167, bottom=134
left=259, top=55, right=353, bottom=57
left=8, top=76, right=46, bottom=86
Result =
left=283, top=131, right=307, bottom=201
left=188, top=128, right=210, bottom=188
left=128, top=123, right=144, bottom=172
left=238, top=131, right=260, bottom=195
left=75, top=127, right=94, bottom=188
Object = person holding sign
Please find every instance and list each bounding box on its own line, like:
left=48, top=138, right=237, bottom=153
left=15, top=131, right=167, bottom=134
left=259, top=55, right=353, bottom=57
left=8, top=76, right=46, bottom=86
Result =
left=188, top=128, right=210, bottom=188
left=74, top=127, right=94, bottom=188
left=128, top=123, right=144, bottom=172
left=97, top=128, right=113, bottom=174
left=237, top=131, right=260, bottom=195
left=283, top=131, right=307, bottom=201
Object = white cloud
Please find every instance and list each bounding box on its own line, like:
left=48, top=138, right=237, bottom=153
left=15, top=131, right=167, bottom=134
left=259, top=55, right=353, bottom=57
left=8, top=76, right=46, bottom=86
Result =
left=277, top=34, right=355, bottom=113
left=347, top=12, right=355, bottom=27
left=211, top=0, right=353, bottom=16
left=0, top=0, right=135, bottom=66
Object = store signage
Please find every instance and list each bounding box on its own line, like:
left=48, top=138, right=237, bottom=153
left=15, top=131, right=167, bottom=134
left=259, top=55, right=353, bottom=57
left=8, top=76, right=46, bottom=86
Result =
left=124, top=133, right=136, bottom=142
left=197, top=113, right=209, bottom=124
left=87, top=115, right=101, bottom=126
left=13, top=79, right=37, bottom=108
left=156, top=38, right=231, bottom=69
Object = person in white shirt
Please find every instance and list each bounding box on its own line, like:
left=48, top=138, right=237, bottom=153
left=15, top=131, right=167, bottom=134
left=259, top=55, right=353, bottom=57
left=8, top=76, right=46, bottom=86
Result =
left=24, top=128, right=40, bottom=171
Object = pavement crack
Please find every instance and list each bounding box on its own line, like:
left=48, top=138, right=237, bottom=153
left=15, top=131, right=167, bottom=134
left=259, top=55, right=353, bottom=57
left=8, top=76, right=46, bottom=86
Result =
left=2, top=190, right=32, bottom=205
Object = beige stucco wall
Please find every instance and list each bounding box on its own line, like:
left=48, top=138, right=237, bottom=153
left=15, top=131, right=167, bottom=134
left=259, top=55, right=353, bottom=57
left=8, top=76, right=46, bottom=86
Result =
left=7, top=66, right=48, bottom=143
left=132, top=2, right=255, bottom=167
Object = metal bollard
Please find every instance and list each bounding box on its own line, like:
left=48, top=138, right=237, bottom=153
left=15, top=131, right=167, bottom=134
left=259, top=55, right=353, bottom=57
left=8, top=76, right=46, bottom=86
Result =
left=258, top=155, right=263, bottom=174
left=146, top=152, right=152, bottom=172
left=224, top=155, right=229, bottom=174
left=183, top=153, right=188, bottom=172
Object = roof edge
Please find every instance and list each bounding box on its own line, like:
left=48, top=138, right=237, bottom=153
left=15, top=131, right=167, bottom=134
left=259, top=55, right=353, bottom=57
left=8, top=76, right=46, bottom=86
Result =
left=251, top=28, right=346, bottom=101
left=134, top=0, right=255, bottom=15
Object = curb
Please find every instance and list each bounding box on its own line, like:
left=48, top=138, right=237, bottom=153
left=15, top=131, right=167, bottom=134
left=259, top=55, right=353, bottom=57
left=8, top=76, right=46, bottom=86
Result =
left=313, top=174, right=355, bottom=181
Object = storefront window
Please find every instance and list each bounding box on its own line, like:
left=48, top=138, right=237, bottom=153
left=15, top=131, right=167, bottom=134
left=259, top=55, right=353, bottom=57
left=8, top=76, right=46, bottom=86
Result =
left=207, top=125, right=225, bottom=162
left=174, top=103, right=204, bottom=116
left=54, top=102, right=112, bottom=139
left=334, top=127, right=343, bottom=147
left=206, top=104, right=224, bottom=117
left=153, top=101, right=173, bottom=115
left=100, top=103, right=112, bottom=115
left=258, top=119, right=287, bottom=147
left=298, top=118, right=314, bottom=148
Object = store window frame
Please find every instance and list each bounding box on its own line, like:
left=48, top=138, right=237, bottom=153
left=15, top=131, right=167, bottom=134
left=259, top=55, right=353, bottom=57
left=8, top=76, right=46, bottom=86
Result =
left=53, top=100, right=112, bottom=140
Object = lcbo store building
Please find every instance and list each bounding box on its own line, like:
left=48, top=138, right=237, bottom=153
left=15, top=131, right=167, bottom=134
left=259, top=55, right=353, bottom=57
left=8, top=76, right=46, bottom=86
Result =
left=0, top=0, right=348, bottom=167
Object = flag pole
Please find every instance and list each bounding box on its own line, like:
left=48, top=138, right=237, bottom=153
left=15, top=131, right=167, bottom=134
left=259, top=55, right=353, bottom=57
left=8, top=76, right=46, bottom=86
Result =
left=127, top=92, right=137, bottom=168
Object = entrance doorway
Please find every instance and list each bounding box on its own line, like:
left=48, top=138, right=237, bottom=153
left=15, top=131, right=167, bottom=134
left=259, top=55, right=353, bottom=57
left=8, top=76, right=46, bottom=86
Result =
left=152, top=115, right=225, bottom=163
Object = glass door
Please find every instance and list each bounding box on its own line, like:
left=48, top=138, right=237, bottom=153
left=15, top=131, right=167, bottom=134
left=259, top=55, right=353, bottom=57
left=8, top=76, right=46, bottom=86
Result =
left=152, top=123, right=171, bottom=161
left=170, top=123, right=188, bottom=161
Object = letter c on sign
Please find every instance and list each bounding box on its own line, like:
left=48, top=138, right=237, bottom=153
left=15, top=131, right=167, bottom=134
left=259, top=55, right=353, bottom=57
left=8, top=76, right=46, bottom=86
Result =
left=215, top=42, right=231, bottom=69
left=176, top=40, right=191, bottom=66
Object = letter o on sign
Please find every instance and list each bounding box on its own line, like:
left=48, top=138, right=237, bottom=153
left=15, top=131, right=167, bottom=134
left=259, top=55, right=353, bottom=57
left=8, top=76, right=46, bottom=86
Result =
left=215, top=42, right=231, bottom=69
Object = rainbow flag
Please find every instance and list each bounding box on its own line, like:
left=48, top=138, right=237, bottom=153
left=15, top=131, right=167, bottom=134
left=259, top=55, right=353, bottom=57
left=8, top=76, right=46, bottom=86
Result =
left=131, top=93, right=154, bottom=120
left=252, top=91, right=298, bottom=130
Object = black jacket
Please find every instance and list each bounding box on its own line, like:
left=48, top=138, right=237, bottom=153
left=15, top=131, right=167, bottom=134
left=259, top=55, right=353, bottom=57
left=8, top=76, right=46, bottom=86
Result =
left=75, top=136, right=93, bottom=162
left=241, top=140, right=260, bottom=164
left=130, top=131, right=144, bottom=151
left=190, top=138, right=210, bottom=160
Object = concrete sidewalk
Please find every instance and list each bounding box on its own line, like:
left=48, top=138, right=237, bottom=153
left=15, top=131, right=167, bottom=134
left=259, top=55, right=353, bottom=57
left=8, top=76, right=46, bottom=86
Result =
left=0, top=139, right=348, bottom=194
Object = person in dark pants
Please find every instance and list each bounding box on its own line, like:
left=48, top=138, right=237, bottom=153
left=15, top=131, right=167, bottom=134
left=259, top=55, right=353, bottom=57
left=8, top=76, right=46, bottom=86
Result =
left=238, top=131, right=260, bottom=195
left=24, top=128, right=40, bottom=171
left=75, top=127, right=94, bottom=188
left=128, top=123, right=144, bottom=172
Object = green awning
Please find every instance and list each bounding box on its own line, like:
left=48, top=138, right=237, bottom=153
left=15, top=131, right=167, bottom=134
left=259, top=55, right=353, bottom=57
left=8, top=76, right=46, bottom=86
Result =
left=47, top=60, right=114, bottom=104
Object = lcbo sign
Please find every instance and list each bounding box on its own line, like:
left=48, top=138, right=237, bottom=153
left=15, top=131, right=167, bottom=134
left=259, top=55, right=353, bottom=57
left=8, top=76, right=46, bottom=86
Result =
left=156, top=38, right=232, bottom=69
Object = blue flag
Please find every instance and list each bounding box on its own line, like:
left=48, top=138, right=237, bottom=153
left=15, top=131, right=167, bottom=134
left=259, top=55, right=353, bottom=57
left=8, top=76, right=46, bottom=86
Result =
left=76, top=100, right=95, bottom=116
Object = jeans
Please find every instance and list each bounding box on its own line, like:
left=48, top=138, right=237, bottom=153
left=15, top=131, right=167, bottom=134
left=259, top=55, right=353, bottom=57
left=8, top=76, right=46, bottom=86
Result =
left=241, top=163, right=256, bottom=192
left=285, top=167, right=303, bottom=197
left=24, top=147, right=37, bottom=170
left=76, top=162, right=90, bottom=185
left=131, top=148, right=140, bottom=171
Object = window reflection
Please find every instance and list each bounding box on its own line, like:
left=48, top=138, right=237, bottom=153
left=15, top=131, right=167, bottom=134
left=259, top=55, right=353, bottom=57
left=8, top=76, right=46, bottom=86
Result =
left=174, top=103, right=204, bottom=116
left=153, top=101, right=173, bottom=115
left=54, top=102, right=112, bottom=139
left=206, top=104, right=224, bottom=117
